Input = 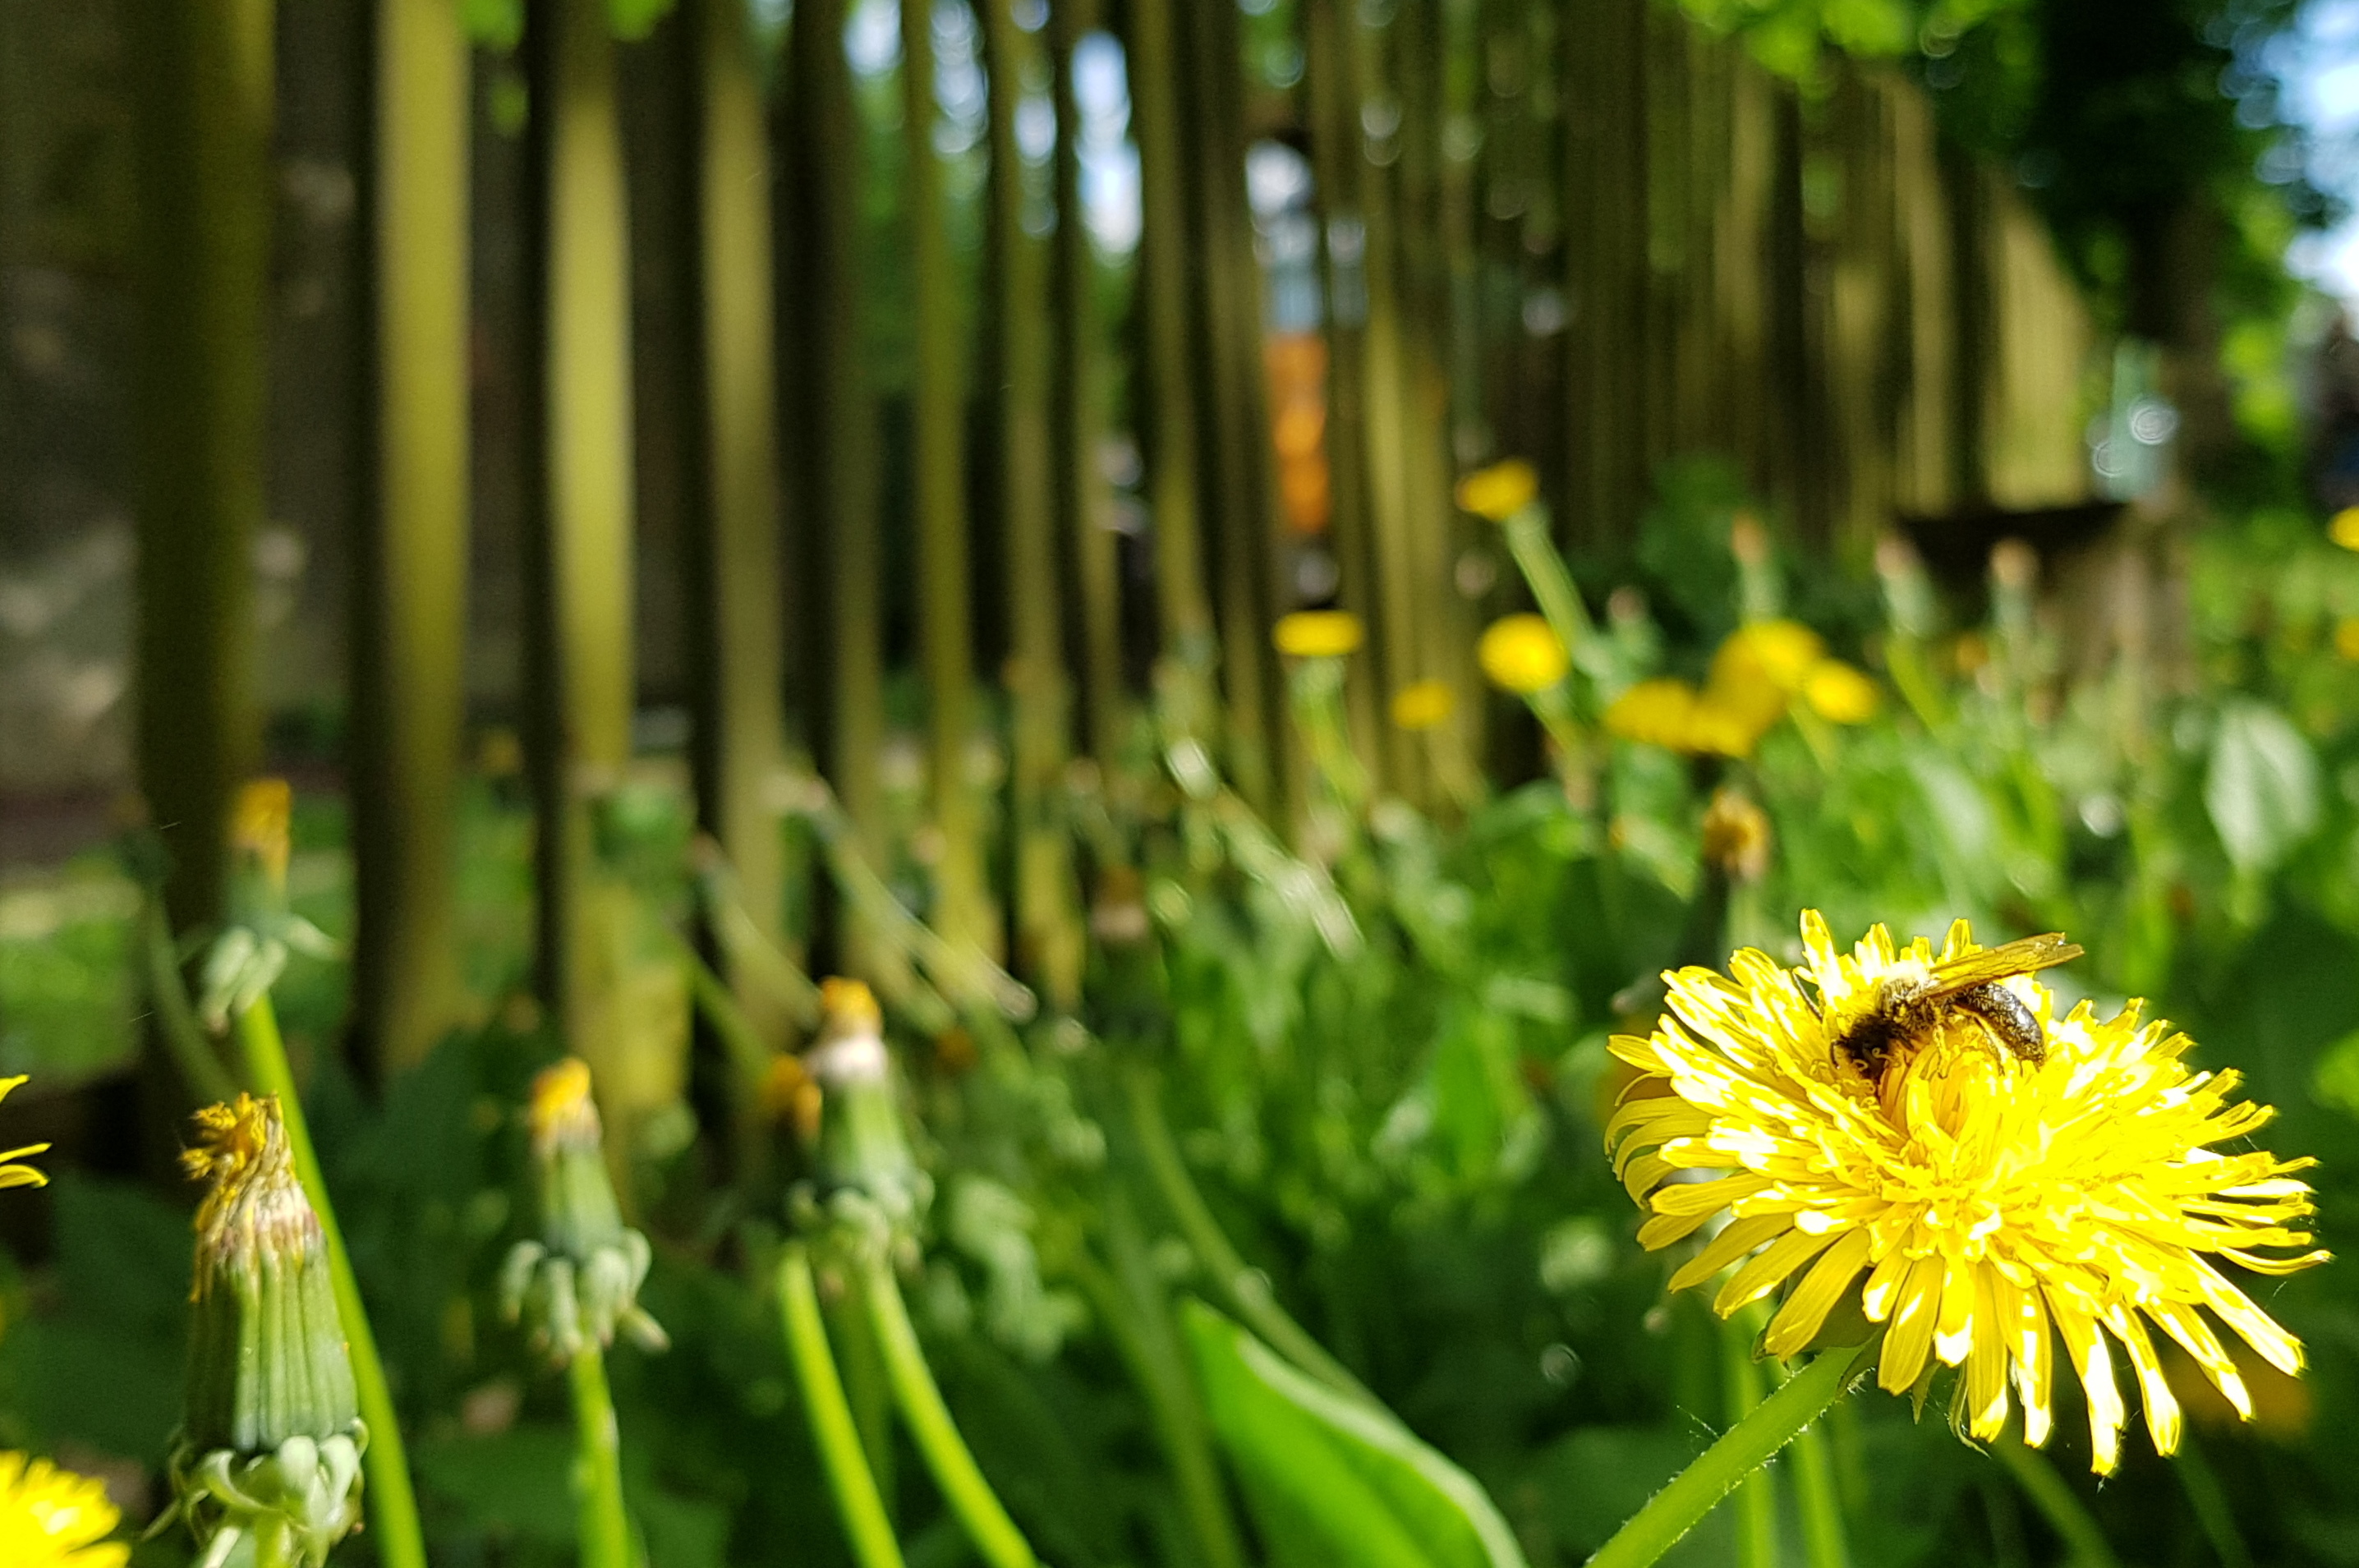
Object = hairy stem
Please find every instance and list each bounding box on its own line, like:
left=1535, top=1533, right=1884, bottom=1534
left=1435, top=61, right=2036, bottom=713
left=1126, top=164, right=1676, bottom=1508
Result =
left=1585, top=1338, right=1877, bottom=1568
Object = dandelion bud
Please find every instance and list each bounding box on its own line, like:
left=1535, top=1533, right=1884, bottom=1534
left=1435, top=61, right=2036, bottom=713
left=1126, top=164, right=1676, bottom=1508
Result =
left=163, top=1096, right=366, bottom=1568
left=0, top=1077, right=49, bottom=1192
left=199, top=779, right=338, bottom=1030
left=500, top=1060, right=666, bottom=1363
left=798, top=980, right=931, bottom=1238
left=1389, top=679, right=1455, bottom=732
left=1699, top=789, right=1772, bottom=884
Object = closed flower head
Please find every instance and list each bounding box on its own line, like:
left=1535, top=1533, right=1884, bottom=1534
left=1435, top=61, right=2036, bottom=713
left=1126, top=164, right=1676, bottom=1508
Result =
left=502, top=1058, right=664, bottom=1361
left=170, top=1097, right=366, bottom=1568
left=1478, top=614, right=1570, bottom=695
left=1609, top=914, right=2326, bottom=1474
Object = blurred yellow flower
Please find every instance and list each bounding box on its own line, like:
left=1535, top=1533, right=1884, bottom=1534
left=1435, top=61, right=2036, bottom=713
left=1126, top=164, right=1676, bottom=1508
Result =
left=1273, top=610, right=1364, bottom=659
left=1390, top=679, right=1455, bottom=730
left=1612, top=913, right=2327, bottom=1476
left=1603, top=679, right=1759, bottom=757
left=1700, top=788, right=1771, bottom=882
left=0, top=1078, right=47, bottom=1192
left=1454, top=459, right=1538, bottom=522
left=2331, top=508, right=2359, bottom=552
left=0, top=1452, right=127, bottom=1568
left=1801, top=660, right=1878, bottom=724
left=2336, top=617, right=2359, bottom=662
left=1478, top=614, right=1570, bottom=694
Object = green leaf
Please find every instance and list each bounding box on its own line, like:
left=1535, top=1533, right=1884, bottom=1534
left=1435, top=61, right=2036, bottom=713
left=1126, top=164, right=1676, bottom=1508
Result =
left=2205, top=700, right=2320, bottom=873
left=1180, top=1300, right=1529, bottom=1568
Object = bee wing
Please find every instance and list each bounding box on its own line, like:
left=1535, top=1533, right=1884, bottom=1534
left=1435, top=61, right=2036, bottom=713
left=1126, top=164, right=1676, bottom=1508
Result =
left=1920, top=934, right=2084, bottom=999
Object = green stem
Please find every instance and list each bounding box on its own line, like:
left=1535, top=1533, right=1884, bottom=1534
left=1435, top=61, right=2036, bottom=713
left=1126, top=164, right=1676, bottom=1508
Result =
left=2169, top=1430, right=2252, bottom=1568
left=1986, top=1438, right=2120, bottom=1568
left=140, top=899, right=237, bottom=1106
left=568, top=1341, right=634, bottom=1568
left=231, top=996, right=428, bottom=1568
left=1501, top=508, right=1598, bottom=682
left=1069, top=1221, right=1248, bottom=1568
left=1787, top=1420, right=1851, bottom=1568
left=1124, top=1065, right=1377, bottom=1409
left=1585, top=1339, right=1877, bottom=1568
left=1718, top=1316, right=1778, bottom=1568
left=859, top=1252, right=1038, bottom=1568
left=779, top=1244, right=907, bottom=1568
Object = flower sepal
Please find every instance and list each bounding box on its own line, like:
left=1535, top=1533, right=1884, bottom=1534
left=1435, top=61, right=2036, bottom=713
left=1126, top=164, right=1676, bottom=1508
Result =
left=158, top=1427, right=367, bottom=1568
left=499, top=1232, right=669, bottom=1363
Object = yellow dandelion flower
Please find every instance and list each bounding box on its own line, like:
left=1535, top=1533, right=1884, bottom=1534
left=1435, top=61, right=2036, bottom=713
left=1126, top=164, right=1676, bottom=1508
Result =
left=0, top=1078, right=49, bottom=1191
left=1273, top=609, right=1364, bottom=660
left=0, top=1453, right=127, bottom=1568
left=1706, top=619, right=1823, bottom=734
left=2336, top=616, right=2359, bottom=662
left=1478, top=614, right=1570, bottom=694
left=1455, top=458, right=1539, bottom=522
left=1391, top=679, right=1455, bottom=731
left=2332, top=507, right=2359, bottom=552
left=1608, top=913, right=2327, bottom=1475
left=1801, top=660, right=1879, bottom=724
left=1603, top=679, right=1762, bottom=758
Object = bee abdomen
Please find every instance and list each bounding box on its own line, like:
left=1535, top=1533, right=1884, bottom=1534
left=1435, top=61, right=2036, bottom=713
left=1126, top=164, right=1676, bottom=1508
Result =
left=1951, top=982, right=2046, bottom=1064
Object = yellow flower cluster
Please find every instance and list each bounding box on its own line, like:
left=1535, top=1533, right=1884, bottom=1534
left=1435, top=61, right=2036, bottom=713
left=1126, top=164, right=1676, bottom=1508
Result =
left=1610, top=914, right=2326, bottom=1474
left=1603, top=620, right=1878, bottom=756
left=0, top=1453, right=126, bottom=1568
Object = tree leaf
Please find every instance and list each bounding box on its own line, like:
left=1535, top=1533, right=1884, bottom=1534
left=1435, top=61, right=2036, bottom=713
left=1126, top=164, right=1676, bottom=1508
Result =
left=2205, top=700, right=2320, bottom=874
left=1180, top=1300, right=1529, bottom=1568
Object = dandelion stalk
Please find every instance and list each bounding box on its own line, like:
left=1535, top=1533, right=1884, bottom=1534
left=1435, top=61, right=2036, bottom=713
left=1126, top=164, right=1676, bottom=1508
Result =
left=1986, top=1438, right=2120, bottom=1568
left=231, top=996, right=427, bottom=1568
left=778, top=1242, right=906, bottom=1568
left=1586, top=1339, right=1877, bottom=1568
left=1718, top=1313, right=1779, bottom=1568
left=860, top=1250, right=1038, bottom=1568
left=1124, top=1064, right=1377, bottom=1409
left=1067, top=1235, right=1247, bottom=1568
left=1786, top=1419, right=1851, bottom=1568
left=140, top=892, right=238, bottom=1106
left=567, top=1342, right=633, bottom=1568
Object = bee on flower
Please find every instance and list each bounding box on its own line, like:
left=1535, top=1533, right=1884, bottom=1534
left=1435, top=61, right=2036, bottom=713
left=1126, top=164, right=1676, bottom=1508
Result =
left=1608, top=913, right=2326, bottom=1474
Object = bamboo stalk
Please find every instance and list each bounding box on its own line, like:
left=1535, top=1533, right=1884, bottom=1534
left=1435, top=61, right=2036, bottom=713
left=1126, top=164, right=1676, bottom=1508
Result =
left=1046, top=0, right=1129, bottom=770
left=681, top=0, right=793, bottom=1042
left=901, top=0, right=996, bottom=959
left=982, top=0, right=1084, bottom=1011
left=126, top=0, right=270, bottom=940
left=1177, top=0, right=1280, bottom=814
left=1300, top=0, right=1387, bottom=789
left=521, top=0, right=638, bottom=1051
left=1123, top=0, right=1218, bottom=683
left=354, top=0, right=471, bottom=1080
